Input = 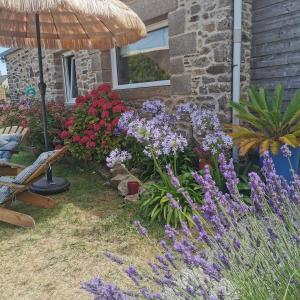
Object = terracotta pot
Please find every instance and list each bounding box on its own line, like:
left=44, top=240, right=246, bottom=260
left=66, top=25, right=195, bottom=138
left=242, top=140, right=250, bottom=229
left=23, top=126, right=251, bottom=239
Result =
left=127, top=181, right=140, bottom=195
left=199, top=159, right=210, bottom=170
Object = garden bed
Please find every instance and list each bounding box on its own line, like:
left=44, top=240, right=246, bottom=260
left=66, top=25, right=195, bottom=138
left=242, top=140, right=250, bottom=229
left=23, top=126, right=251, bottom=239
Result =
left=0, top=152, right=159, bottom=299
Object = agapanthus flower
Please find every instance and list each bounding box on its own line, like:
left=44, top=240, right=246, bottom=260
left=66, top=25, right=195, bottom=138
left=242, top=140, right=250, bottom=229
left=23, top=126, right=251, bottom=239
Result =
left=202, top=131, right=233, bottom=154
left=142, top=99, right=166, bottom=114
left=161, top=132, right=188, bottom=156
left=190, top=109, right=220, bottom=133
left=176, top=102, right=199, bottom=116
left=118, top=111, right=136, bottom=131
left=106, top=149, right=132, bottom=168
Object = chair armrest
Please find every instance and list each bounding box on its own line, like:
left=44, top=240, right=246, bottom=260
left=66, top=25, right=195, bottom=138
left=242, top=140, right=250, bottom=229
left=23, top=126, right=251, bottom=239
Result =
left=0, top=181, right=26, bottom=189
left=0, top=161, right=25, bottom=169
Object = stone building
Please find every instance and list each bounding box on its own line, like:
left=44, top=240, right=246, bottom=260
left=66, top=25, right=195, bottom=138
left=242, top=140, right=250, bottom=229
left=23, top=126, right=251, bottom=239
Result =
left=1, top=0, right=299, bottom=120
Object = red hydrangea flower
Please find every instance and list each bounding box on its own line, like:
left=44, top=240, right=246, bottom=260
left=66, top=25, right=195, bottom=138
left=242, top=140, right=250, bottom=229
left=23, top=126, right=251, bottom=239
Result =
left=99, top=120, right=106, bottom=127
left=80, top=136, right=90, bottom=145
left=101, top=140, right=108, bottom=148
left=66, top=117, right=74, bottom=128
left=94, top=124, right=101, bottom=131
left=99, top=83, right=111, bottom=93
left=102, top=103, right=112, bottom=110
left=86, top=141, right=96, bottom=148
left=88, top=107, right=97, bottom=116
left=112, top=118, right=120, bottom=127
left=60, top=130, right=70, bottom=139
left=73, top=135, right=81, bottom=142
left=101, top=111, right=109, bottom=118
left=112, top=105, right=123, bottom=113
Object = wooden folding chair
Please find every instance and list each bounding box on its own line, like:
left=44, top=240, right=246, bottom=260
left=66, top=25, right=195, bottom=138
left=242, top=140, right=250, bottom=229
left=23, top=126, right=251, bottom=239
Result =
left=0, top=147, right=68, bottom=228
left=0, top=126, right=30, bottom=176
left=0, top=126, right=29, bottom=144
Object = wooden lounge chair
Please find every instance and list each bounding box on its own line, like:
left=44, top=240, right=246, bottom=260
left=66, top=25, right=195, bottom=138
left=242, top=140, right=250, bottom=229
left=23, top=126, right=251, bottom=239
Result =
left=0, top=126, right=30, bottom=176
left=0, top=147, right=68, bottom=228
left=0, top=126, right=29, bottom=143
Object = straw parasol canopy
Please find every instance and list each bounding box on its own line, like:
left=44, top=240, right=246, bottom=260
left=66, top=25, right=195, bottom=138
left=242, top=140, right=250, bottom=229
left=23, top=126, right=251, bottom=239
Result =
left=0, top=0, right=146, bottom=50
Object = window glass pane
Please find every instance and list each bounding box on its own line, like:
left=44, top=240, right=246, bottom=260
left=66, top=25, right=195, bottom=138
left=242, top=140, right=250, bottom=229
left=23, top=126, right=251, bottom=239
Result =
left=64, top=55, right=78, bottom=102
left=120, top=27, right=169, bottom=57
left=117, top=26, right=170, bottom=85
left=71, top=59, right=78, bottom=99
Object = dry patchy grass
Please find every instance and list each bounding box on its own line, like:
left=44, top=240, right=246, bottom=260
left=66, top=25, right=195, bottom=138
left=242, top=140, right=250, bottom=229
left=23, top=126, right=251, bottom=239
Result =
left=0, top=153, right=160, bottom=300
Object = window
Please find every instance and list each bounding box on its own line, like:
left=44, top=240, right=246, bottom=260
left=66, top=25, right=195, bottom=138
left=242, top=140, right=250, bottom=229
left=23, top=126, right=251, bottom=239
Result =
left=62, top=53, right=78, bottom=103
left=111, top=20, right=171, bottom=90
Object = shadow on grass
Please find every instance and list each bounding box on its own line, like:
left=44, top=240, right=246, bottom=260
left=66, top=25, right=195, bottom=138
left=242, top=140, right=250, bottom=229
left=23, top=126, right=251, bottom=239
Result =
left=1, top=152, right=163, bottom=239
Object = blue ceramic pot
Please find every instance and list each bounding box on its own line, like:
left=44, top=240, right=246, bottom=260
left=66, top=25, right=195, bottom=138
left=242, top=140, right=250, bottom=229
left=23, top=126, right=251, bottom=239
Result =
left=259, top=146, right=300, bottom=182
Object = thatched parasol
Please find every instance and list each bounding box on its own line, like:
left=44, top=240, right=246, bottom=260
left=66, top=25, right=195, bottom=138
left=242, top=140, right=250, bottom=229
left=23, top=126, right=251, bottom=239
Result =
left=0, top=0, right=146, bottom=50
left=0, top=0, right=146, bottom=194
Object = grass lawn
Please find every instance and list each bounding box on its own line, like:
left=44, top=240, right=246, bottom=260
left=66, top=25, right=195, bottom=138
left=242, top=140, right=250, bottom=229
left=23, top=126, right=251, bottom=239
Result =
left=0, top=152, right=160, bottom=300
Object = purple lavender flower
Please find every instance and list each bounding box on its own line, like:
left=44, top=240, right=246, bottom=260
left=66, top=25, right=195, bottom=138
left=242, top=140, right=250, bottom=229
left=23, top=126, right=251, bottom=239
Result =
left=104, top=252, right=124, bottom=265
left=167, top=193, right=182, bottom=210
left=125, top=266, right=142, bottom=286
left=133, top=221, right=148, bottom=236
left=165, top=224, right=178, bottom=239
left=82, top=278, right=128, bottom=300
left=281, top=144, right=292, bottom=158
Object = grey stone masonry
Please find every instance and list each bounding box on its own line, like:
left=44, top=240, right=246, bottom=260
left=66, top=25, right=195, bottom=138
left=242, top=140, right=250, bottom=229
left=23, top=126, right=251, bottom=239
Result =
left=5, top=49, right=104, bottom=102
left=169, top=0, right=252, bottom=121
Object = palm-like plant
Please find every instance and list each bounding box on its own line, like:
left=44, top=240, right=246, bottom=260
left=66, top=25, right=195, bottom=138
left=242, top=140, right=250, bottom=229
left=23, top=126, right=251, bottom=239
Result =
left=229, top=85, right=300, bottom=156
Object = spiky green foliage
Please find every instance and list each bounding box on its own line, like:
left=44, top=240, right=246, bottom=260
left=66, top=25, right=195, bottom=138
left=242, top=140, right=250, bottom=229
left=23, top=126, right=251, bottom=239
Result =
left=229, top=85, right=300, bottom=155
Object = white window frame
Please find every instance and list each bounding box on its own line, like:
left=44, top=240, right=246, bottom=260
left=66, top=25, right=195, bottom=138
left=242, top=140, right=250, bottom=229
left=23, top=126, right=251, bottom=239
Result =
left=111, top=20, right=171, bottom=90
left=62, top=51, right=78, bottom=103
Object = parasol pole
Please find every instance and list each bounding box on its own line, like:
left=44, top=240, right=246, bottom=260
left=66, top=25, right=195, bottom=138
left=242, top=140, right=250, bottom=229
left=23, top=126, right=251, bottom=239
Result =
left=30, top=13, right=69, bottom=194
left=35, top=13, right=52, bottom=182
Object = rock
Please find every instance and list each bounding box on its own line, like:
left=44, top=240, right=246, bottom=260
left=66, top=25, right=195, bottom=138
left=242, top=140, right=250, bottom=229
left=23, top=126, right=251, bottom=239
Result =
left=124, top=193, right=139, bottom=202
left=110, top=164, right=128, bottom=177
left=111, top=174, right=128, bottom=188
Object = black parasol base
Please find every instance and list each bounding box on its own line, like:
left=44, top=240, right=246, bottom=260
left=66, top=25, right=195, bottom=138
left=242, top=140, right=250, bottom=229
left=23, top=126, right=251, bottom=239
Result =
left=30, top=176, right=70, bottom=195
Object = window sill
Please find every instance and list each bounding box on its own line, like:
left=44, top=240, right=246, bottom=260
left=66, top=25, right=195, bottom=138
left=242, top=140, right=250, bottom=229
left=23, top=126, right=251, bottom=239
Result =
left=113, top=80, right=170, bottom=91
left=64, top=101, right=76, bottom=107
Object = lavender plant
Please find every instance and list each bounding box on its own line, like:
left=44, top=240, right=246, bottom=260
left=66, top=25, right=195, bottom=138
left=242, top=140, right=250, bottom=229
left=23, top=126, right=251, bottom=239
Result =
left=83, top=150, right=300, bottom=300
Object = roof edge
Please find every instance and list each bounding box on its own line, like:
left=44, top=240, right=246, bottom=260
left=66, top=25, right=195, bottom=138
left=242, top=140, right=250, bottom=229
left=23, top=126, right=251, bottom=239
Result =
left=0, top=48, right=18, bottom=59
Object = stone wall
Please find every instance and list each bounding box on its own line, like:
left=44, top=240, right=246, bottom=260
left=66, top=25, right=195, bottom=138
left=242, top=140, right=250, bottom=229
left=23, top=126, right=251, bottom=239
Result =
left=168, top=0, right=252, bottom=121
left=5, top=49, right=103, bottom=102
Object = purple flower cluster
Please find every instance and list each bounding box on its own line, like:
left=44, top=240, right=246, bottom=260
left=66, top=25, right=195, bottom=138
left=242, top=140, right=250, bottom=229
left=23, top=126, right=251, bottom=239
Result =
left=82, top=278, right=128, bottom=300
left=202, top=131, right=233, bottom=155
left=126, top=115, right=187, bottom=157
left=106, top=149, right=132, bottom=168
left=280, top=144, right=291, bottom=158
left=118, top=111, right=137, bottom=131
left=142, top=99, right=166, bottom=114
left=190, top=109, right=220, bottom=133
left=177, top=103, right=232, bottom=155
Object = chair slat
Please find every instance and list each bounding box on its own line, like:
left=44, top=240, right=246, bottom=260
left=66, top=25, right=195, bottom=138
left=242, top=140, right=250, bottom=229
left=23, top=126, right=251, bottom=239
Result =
left=16, top=127, right=23, bottom=134
left=10, top=126, right=18, bottom=134
left=4, top=127, right=11, bottom=133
